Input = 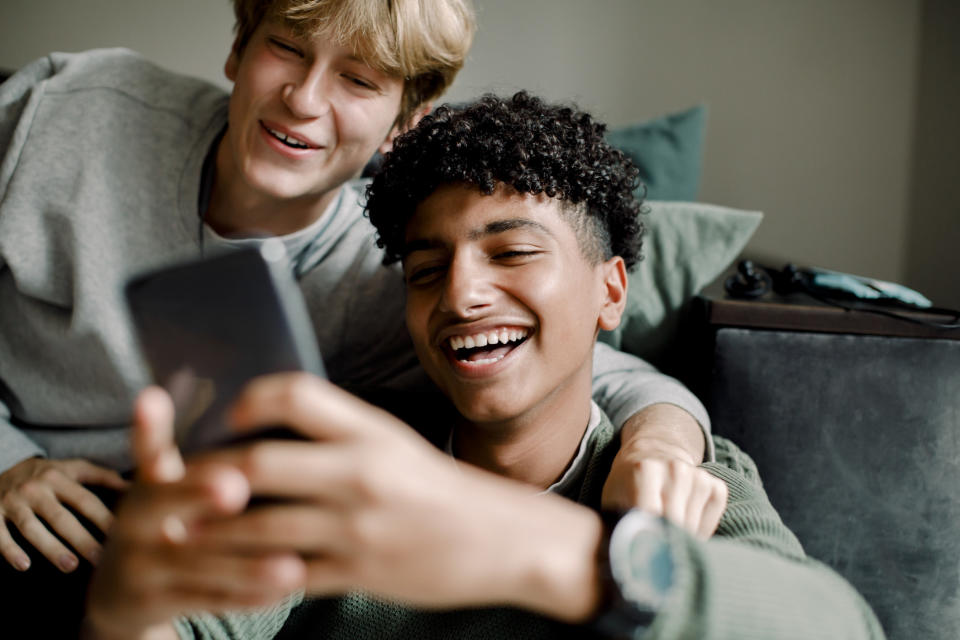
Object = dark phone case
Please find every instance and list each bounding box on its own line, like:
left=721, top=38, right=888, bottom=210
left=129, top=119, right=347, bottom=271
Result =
left=125, top=245, right=324, bottom=454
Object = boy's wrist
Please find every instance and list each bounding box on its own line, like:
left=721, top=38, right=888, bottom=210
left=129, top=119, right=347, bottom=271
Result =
left=620, top=404, right=706, bottom=465
left=590, top=509, right=674, bottom=638
left=493, top=494, right=605, bottom=622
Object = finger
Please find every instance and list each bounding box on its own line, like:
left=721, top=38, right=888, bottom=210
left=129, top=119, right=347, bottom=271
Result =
left=155, top=582, right=296, bottom=617
left=115, top=464, right=250, bottom=543
left=91, top=552, right=303, bottom=628
left=133, top=386, right=184, bottom=483
left=600, top=452, right=641, bottom=511
left=634, top=462, right=666, bottom=517
left=137, top=546, right=305, bottom=596
left=192, top=503, right=348, bottom=554
left=64, top=459, right=130, bottom=491
left=682, top=479, right=714, bottom=539
left=53, top=479, right=115, bottom=536
left=662, top=463, right=694, bottom=528
left=696, top=480, right=729, bottom=539
left=197, top=441, right=355, bottom=502
left=8, top=505, right=79, bottom=572
left=33, top=497, right=102, bottom=565
left=0, top=523, right=32, bottom=571
left=230, top=373, right=391, bottom=441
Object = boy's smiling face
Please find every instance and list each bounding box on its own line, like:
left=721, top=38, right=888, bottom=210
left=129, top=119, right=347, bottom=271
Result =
left=403, top=184, right=627, bottom=429
left=220, top=18, right=406, bottom=210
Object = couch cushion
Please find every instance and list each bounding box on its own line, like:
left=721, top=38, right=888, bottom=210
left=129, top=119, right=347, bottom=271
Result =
left=606, top=104, right=706, bottom=202
left=598, top=201, right=761, bottom=369
left=707, top=327, right=960, bottom=640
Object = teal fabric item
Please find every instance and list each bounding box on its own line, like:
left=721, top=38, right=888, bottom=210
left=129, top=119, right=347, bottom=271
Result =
left=598, top=201, right=762, bottom=369
left=606, top=105, right=707, bottom=201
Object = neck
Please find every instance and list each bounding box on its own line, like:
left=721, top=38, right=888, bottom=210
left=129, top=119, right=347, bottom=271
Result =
left=454, top=379, right=594, bottom=491
left=203, top=135, right=340, bottom=237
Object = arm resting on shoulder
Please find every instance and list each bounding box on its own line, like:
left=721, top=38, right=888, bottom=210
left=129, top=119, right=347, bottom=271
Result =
left=590, top=342, right=712, bottom=463
left=644, top=437, right=886, bottom=639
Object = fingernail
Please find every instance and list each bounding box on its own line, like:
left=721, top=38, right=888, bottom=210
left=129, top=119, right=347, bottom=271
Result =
left=161, top=515, right=188, bottom=544
left=14, top=555, right=30, bottom=571
left=60, top=554, right=79, bottom=572
left=88, top=548, right=102, bottom=566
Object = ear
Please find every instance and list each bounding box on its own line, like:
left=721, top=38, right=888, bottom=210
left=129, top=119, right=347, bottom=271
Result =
left=224, top=38, right=241, bottom=82
left=378, top=102, right=433, bottom=156
left=597, top=256, right=628, bottom=332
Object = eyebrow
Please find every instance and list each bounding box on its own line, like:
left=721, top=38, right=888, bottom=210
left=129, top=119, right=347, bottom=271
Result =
left=402, top=218, right=554, bottom=258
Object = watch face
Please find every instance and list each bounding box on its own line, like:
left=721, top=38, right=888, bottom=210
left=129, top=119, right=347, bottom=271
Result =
left=609, top=510, right=673, bottom=609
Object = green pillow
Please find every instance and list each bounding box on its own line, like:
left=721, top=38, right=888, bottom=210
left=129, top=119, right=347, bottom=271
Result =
left=606, top=105, right=706, bottom=201
left=598, top=201, right=762, bottom=368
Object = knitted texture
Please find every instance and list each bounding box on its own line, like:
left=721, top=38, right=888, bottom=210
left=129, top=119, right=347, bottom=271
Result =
left=180, top=427, right=885, bottom=639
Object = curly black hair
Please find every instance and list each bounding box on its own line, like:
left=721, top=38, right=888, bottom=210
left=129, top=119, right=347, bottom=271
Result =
left=365, top=91, right=645, bottom=269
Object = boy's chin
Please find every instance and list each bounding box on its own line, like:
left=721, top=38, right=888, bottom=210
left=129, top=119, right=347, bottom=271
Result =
left=449, top=393, right=525, bottom=428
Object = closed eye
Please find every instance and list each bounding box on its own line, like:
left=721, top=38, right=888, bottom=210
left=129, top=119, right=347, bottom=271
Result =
left=406, top=264, right=447, bottom=285
left=343, top=74, right=379, bottom=91
left=269, top=38, right=303, bottom=57
left=493, top=249, right=542, bottom=262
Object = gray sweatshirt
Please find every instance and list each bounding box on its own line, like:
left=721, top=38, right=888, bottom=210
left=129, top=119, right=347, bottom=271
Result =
left=0, top=48, right=710, bottom=474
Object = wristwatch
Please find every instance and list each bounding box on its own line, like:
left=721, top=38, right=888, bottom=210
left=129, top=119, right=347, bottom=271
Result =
left=591, top=509, right=674, bottom=639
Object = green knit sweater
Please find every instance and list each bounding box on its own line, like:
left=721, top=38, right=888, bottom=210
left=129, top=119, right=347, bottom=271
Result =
left=175, top=413, right=885, bottom=640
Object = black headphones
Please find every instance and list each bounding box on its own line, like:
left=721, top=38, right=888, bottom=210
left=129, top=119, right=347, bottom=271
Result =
left=724, top=260, right=960, bottom=330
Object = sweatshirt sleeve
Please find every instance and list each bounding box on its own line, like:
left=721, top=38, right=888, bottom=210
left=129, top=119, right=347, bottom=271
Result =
left=643, top=437, right=885, bottom=639
left=591, top=342, right=714, bottom=462
left=0, top=396, right=46, bottom=473
left=0, top=56, right=55, bottom=473
left=172, top=592, right=301, bottom=640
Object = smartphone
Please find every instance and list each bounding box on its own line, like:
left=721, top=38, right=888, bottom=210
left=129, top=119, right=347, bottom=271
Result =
left=125, top=241, right=324, bottom=454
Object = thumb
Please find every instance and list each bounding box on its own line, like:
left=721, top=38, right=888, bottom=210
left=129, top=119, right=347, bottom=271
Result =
left=229, top=373, right=395, bottom=442
left=132, top=386, right=185, bottom=483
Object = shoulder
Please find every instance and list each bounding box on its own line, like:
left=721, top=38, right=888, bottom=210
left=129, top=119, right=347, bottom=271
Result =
left=17, top=48, right=227, bottom=126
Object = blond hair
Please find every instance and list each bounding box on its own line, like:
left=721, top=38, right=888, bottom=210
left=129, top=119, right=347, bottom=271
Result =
left=231, top=0, right=475, bottom=125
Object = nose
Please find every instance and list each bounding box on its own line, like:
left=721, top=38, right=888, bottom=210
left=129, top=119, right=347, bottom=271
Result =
left=282, top=66, right=331, bottom=119
left=437, top=255, right=494, bottom=317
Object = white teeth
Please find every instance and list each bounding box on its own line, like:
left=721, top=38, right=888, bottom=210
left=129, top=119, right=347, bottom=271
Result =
left=447, top=328, right=528, bottom=352
left=266, top=125, right=310, bottom=149
left=471, top=354, right=506, bottom=365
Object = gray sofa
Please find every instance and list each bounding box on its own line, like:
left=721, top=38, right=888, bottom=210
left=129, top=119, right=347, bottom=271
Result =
left=685, top=294, right=960, bottom=640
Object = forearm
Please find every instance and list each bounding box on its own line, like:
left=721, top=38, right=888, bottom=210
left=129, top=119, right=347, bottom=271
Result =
left=651, top=533, right=885, bottom=639
left=620, top=403, right=706, bottom=466
left=489, top=488, right=606, bottom=623
left=591, top=342, right=712, bottom=461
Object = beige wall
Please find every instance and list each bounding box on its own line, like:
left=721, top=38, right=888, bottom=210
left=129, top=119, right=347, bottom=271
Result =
left=905, top=0, right=960, bottom=308
left=2, top=0, right=948, bottom=301
left=449, top=0, right=921, bottom=286
left=0, top=0, right=234, bottom=89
